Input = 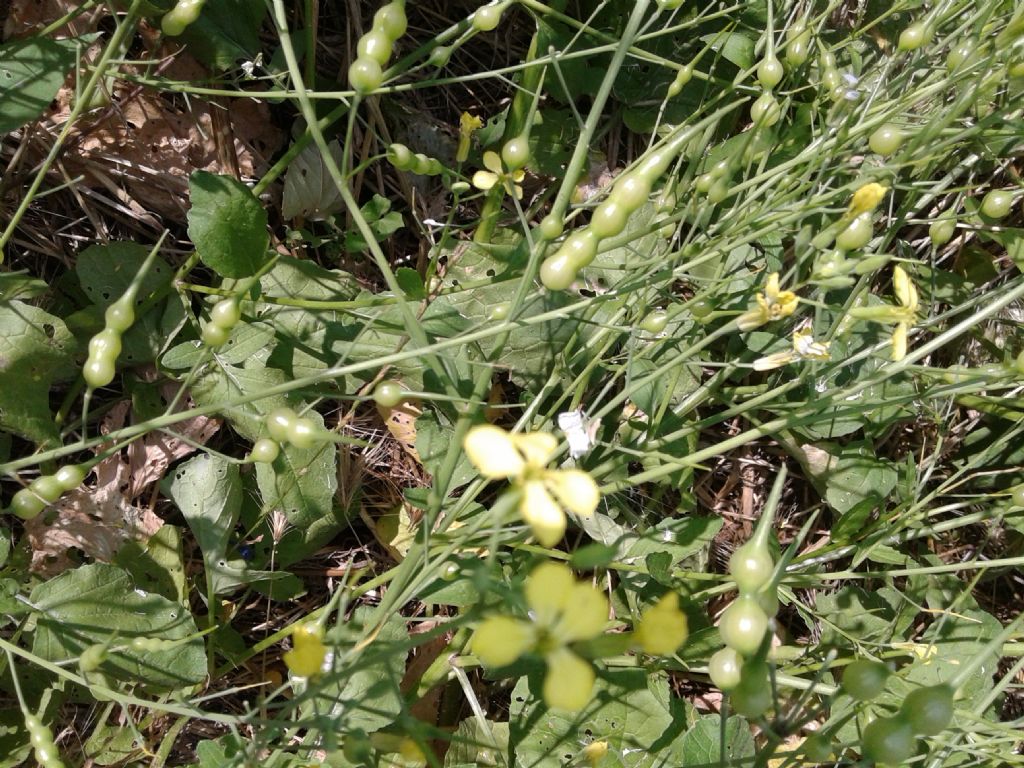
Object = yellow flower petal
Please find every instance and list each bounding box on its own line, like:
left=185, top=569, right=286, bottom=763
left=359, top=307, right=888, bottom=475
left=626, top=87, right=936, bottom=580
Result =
left=471, top=615, right=535, bottom=667
left=635, top=593, right=689, bottom=655
left=512, top=169, right=526, bottom=183
left=512, top=431, right=558, bottom=468
left=525, top=561, right=574, bottom=625
left=544, top=469, right=600, bottom=517
left=520, top=480, right=567, bottom=548
left=891, top=321, right=908, bottom=361
left=764, top=272, right=782, bottom=300
left=464, top=424, right=525, bottom=479
left=893, top=265, right=918, bottom=311
left=472, top=170, right=499, bottom=191
left=849, top=182, right=888, bottom=216
left=554, top=582, right=608, bottom=642
left=283, top=624, right=327, bottom=677
left=736, top=307, right=769, bottom=331
left=483, top=150, right=503, bottom=174
left=753, top=351, right=797, bottom=371
left=543, top=648, right=595, bottom=711
left=582, top=741, right=609, bottom=766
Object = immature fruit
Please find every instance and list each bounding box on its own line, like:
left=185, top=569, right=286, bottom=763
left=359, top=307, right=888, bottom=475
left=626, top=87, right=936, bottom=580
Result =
left=718, top=595, right=769, bottom=655
left=690, top=298, right=713, bottom=319
left=89, top=329, right=122, bottom=359
left=266, top=407, right=297, bottom=442
left=639, top=309, right=669, bottom=334
left=900, top=684, right=955, bottom=735
left=785, top=27, right=811, bottom=67
left=78, top=643, right=107, bottom=673
left=373, top=380, right=405, bottom=408
left=591, top=199, right=630, bottom=239
left=835, top=212, right=873, bottom=251
left=946, top=40, right=977, bottom=71
left=869, top=125, right=903, bottom=156
left=24, top=714, right=64, bottom=768
left=162, top=0, right=204, bottom=36
left=201, top=322, right=231, bottom=348
left=55, top=464, right=87, bottom=491
left=757, top=55, right=784, bottom=88
left=349, top=58, right=384, bottom=93
left=861, top=716, right=916, bottom=765
left=472, top=4, right=504, bottom=32
left=1011, top=484, right=1024, bottom=507
left=83, top=357, right=116, bottom=389
left=728, top=542, right=774, bottom=594
left=707, top=179, right=730, bottom=203
left=374, top=3, right=407, bottom=39
left=708, top=647, right=743, bottom=690
left=539, top=214, right=564, bottom=240
left=30, top=475, right=64, bottom=504
left=357, top=30, right=393, bottom=65
left=802, top=734, right=833, bottom=762
left=613, top=176, right=652, bottom=210
left=9, top=488, right=46, bottom=519
left=898, top=22, right=931, bottom=51
left=286, top=417, right=319, bottom=449
left=429, top=45, right=452, bottom=67
left=929, top=217, right=956, bottom=247
left=981, top=189, right=1013, bottom=219
left=387, top=143, right=414, bottom=170
left=751, top=92, right=782, bottom=126
left=250, top=438, right=281, bottom=464
left=667, top=65, right=692, bottom=97
left=559, top=230, right=599, bottom=268
left=540, top=252, right=578, bottom=291
left=501, top=136, right=531, bottom=171
left=104, top=300, right=135, bottom=332
left=841, top=659, right=890, bottom=701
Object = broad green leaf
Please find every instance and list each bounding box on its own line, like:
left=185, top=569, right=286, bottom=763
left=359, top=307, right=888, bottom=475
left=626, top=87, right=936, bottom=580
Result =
left=282, top=140, right=346, bottom=221
left=511, top=668, right=686, bottom=768
left=344, top=195, right=403, bottom=253
left=815, top=585, right=906, bottom=645
left=445, top=718, right=509, bottom=767
left=83, top=717, right=144, bottom=766
left=189, top=353, right=290, bottom=440
left=678, top=714, right=755, bottom=766
left=0, top=272, right=48, bottom=300
left=187, top=171, right=270, bottom=278
left=414, top=408, right=476, bottom=489
left=29, top=563, right=206, bottom=690
left=395, top=267, right=425, bottom=300
left=0, top=300, right=77, bottom=443
left=699, top=31, right=755, bottom=70
left=0, top=525, right=9, bottom=568
left=0, top=37, right=78, bottom=134
left=255, top=410, right=343, bottom=567
left=165, top=453, right=284, bottom=594
left=177, top=0, right=267, bottom=70
left=162, top=320, right=276, bottom=369
left=825, top=443, right=898, bottom=514
left=112, top=524, right=187, bottom=604
left=77, top=242, right=185, bottom=364
left=306, top=607, right=408, bottom=733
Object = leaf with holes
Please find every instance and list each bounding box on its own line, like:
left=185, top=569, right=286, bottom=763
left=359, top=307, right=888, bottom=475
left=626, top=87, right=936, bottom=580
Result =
left=0, top=37, right=79, bottom=134
left=282, top=140, right=346, bottom=221
left=0, top=301, right=77, bottom=444
left=188, top=171, right=270, bottom=278
left=77, top=242, right=185, bottom=364
left=176, top=0, right=267, bottom=70
left=29, top=563, right=206, bottom=690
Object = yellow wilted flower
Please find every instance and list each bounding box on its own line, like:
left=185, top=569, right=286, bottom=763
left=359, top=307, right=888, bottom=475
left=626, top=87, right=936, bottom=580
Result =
left=736, top=272, right=800, bottom=331
left=848, top=182, right=888, bottom=216
left=463, top=424, right=600, bottom=547
left=283, top=623, right=327, bottom=678
left=753, top=319, right=832, bottom=370
left=634, top=593, right=689, bottom=655
left=471, top=561, right=608, bottom=712
left=457, top=112, right=483, bottom=162
left=472, top=150, right=525, bottom=199
left=848, top=265, right=919, bottom=360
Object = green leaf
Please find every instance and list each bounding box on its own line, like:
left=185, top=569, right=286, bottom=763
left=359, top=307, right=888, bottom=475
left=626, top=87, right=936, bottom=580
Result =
left=162, top=320, right=276, bottom=370
left=165, top=454, right=283, bottom=594
left=281, top=140, right=346, bottom=221
left=414, top=409, right=476, bottom=489
left=189, top=354, right=290, bottom=440
left=77, top=242, right=185, bottom=364
left=29, top=563, right=206, bottom=690
left=445, top=718, right=509, bottom=767
left=255, top=411, right=343, bottom=567
left=815, top=585, right=903, bottom=645
left=395, top=267, right=426, bottom=300
left=0, top=300, right=77, bottom=443
left=187, top=171, right=270, bottom=278
left=0, top=37, right=78, bottom=133
left=511, top=668, right=687, bottom=768
left=112, top=524, right=187, bottom=604
left=177, top=0, right=267, bottom=70
left=699, top=30, right=755, bottom=70
left=307, top=607, right=408, bottom=733
left=678, top=714, right=755, bottom=766
left=824, top=443, right=898, bottom=514
left=83, top=718, right=144, bottom=766
left=982, top=227, right=1024, bottom=270
left=0, top=272, right=49, bottom=301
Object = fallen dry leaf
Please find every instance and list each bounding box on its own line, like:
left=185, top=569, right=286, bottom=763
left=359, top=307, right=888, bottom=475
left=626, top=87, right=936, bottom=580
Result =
left=377, top=399, right=422, bottom=462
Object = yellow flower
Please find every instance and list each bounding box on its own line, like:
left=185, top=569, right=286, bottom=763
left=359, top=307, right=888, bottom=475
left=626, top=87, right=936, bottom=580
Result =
left=457, top=112, right=483, bottom=163
left=848, top=182, right=888, bottom=216
left=753, top=320, right=832, bottom=370
left=736, top=272, right=800, bottom=331
left=463, top=424, right=600, bottom=547
left=471, top=562, right=609, bottom=712
left=471, top=150, right=525, bottom=199
left=283, top=623, right=327, bottom=678
left=847, top=265, right=919, bottom=361
left=634, top=593, right=689, bottom=655
left=581, top=741, right=610, bottom=766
